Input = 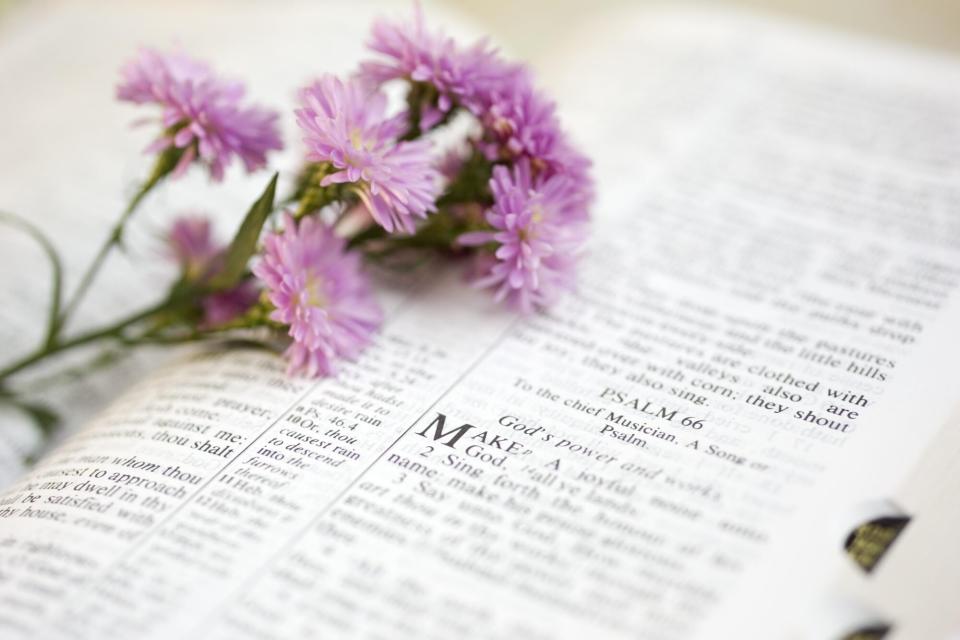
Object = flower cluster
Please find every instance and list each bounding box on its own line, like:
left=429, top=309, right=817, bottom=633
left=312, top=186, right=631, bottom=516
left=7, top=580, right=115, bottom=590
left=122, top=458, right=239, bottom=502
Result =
left=147, top=9, right=592, bottom=376
left=358, top=8, right=593, bottom=307
left=359, top=5, right=518, bottom=129
left=3, top=7, right=593, bottom=389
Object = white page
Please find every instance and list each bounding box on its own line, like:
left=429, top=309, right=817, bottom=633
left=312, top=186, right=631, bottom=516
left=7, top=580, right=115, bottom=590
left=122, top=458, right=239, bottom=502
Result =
left=544, top=8, right=960, bottom=638
left=2, top=5, right=960, bottom=640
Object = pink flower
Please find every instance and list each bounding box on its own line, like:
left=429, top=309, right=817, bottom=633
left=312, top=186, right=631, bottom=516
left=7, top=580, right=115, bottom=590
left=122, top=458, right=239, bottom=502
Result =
left=117, top=48, right=283, bottom=181
left=201, top=281, right=259, bottom=329
left=459, top=160, right=589, bottom=313
left=167, top=215, right=219, bottom=279
left=166, top=215, right=257, bottom=328
left=253, top=213, right=382, bottom=377
left=360, top=10, right=592, bottom=217
left=295, top=75, right=440, bottom=233
left=360, top=5, right=517, bottom=128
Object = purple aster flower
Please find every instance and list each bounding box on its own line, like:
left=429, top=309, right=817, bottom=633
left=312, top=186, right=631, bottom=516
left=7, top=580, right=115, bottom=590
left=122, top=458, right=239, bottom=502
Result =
left=459, top=160, right=589, bottom=313
left=166, top=215, right=258, bottom=328
left=546, top=137, right=595, bottom=214
left=295, top=75, right=440, bottom=233
left=478, top=73, right=595, bottom=210
left=117, top=48, right=283, bottom=181
left=479, top=75, right=561, bottom=167
left=253, top=213, right=383, bottom=377
left=201, top=280, right=259, bottom=329
left=360, top=5, right=520, bottom=128
left=116, top=49, right=212, bottom=103
left=167, top=215, right=219, bottom=280
left=359, top=8, right=590, bottom=194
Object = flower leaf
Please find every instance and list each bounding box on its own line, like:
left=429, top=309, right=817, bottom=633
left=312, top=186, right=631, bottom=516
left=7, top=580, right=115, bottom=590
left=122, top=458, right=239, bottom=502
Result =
left=0, top=211, right=64, bottom=347
left=210, top=173, right=278, bottom=289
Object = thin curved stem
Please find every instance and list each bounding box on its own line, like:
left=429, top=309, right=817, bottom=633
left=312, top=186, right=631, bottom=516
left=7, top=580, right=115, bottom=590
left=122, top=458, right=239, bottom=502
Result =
left=57, top=145, right=183, bottom=333
left=0, top=297, right=170, bottom=382
left=59, top=184, right=151, bottom=326
left=0, top=211, right=64, bottom=348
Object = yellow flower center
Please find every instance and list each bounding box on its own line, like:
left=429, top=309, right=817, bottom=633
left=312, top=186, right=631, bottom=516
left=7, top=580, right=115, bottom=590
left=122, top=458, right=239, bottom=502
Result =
left=303, top=273, right=327, bottom=308
left=519, top=203, right=546, bottom=243
left=349, top=127, right=366, bottom=150
left=531, top=204, right=545, bottom=225
left=345, top=127, right=379, bottom=169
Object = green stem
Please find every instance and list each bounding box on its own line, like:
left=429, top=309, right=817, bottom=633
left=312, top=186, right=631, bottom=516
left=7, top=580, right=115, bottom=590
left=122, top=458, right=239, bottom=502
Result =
left=0, top=212, right=64, bottom=350
left=18, top=347, right=131, bottom=394
left=58, top=184, right=151, bottom=328
left=399, top=82, right=459, bottom=141
left=57, top=145, right=183, bottom=334
left=0, top=298, right=171, bottom=382
left=436, top=150, right=495, bottom=208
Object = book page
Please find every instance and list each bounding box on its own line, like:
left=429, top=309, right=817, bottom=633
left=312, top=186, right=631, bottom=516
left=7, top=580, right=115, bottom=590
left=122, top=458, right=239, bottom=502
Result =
left=2, top=6, right=960, bottom=640
left=544, top=8, right=960, bottom=638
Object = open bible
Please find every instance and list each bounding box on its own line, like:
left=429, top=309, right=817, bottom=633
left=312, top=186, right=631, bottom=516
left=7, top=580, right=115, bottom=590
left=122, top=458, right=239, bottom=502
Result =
left=1, top=3, right=959, bottom=639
